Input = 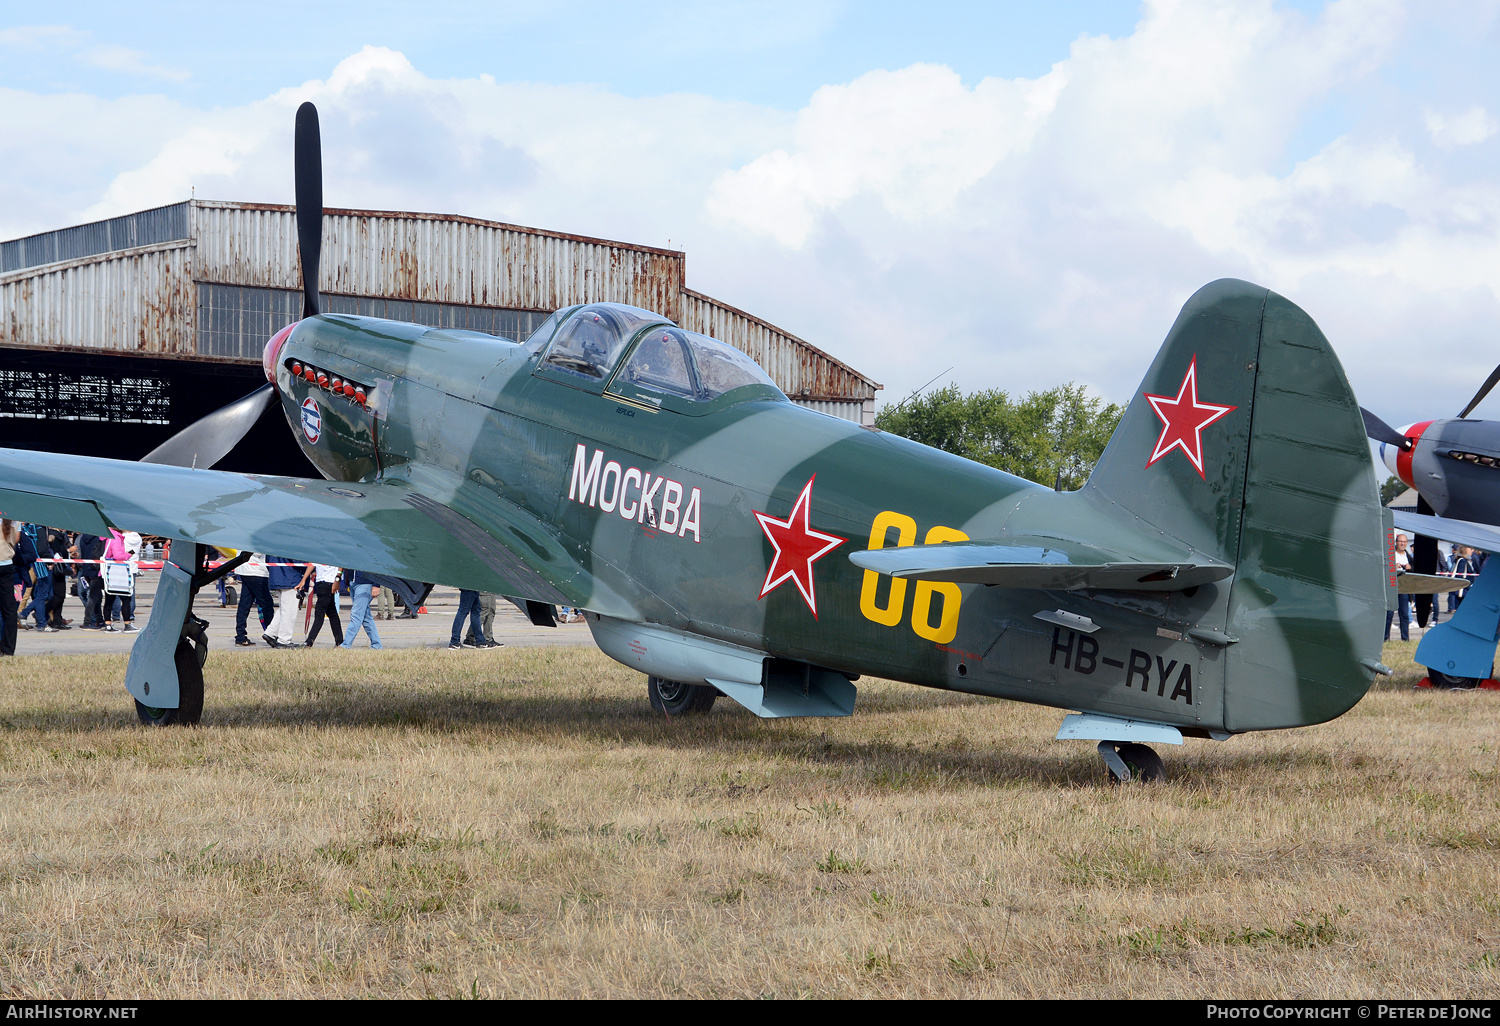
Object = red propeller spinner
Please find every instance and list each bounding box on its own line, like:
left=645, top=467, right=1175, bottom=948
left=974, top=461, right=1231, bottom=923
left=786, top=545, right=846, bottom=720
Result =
left=262, top=322, right=297, bottom=387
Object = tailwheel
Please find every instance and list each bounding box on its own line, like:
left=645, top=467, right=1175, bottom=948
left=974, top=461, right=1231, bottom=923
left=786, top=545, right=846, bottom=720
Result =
left=647, top=675, right=717, bottom=716
left=135, top=640, right=205, bottom=726
left=1098, top=740, right=1165, bottom=783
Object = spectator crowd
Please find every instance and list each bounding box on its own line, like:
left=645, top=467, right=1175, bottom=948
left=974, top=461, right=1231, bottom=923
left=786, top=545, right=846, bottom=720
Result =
left=0, top=516, right=518, bottom=656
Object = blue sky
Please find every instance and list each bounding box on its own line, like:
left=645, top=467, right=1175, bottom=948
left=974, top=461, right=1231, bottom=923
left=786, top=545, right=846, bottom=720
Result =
left=2, top=0, right=1498, bottom=430
left=3, top=2, right=1151, bottom=108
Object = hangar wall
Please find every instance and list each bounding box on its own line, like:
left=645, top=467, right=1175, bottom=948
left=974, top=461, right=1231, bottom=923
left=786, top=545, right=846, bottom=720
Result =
left=1, top=200, right=879, bottom=416
left=1, top=200, right=880, bottom=476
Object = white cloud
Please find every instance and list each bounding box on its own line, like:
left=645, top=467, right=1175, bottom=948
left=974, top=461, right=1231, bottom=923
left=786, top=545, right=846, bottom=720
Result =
left=0, top=24, right=189, bottom=84
left=705, top=63, right=1067, bottom=247
left=68, top=46, right=789, bottom=244
left=0, top=25, right=87, bottom=50
left=82, top=45, right=190, bottom=82
left=6, top=1, right=1500, bottom=431
left=1425, top=105, right=1498, bottom=148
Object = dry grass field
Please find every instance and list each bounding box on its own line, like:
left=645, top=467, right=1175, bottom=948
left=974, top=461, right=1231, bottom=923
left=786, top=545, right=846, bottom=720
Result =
left=0, top=640, right=1496, bottom=998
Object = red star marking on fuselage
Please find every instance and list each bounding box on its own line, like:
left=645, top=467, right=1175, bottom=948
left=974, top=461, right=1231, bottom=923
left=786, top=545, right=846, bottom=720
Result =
left=1143, top=356, right=1237, bottom=478
left=753, top=475, right=845, bottom=619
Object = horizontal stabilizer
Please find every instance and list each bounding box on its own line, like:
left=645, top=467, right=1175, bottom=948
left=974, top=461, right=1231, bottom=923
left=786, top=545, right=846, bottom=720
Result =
left=1396, top=572, right=1471, bottom=595
left=849, top=540, right=1233, bottom=592
left=1393, top=510, right=1500, bottom=557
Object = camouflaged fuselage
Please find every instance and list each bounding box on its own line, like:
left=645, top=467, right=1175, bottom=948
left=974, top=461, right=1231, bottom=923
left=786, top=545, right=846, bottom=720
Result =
left=272, top=279, right=1387, bottom=734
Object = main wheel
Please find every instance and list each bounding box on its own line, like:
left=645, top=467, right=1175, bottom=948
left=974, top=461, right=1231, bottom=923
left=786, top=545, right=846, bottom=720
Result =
left=647, top=675, right=717, bottom=716
left=135, top=640, right=205, bottom=726
left=1428, top=669, right=1482, bottom=690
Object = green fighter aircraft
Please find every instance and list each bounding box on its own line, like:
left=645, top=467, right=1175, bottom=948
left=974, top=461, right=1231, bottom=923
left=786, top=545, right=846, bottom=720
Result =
left=0, top=104, right=1392, bottom=782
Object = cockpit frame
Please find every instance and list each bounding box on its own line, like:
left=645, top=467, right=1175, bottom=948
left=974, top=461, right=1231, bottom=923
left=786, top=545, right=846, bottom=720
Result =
left=530, top=303, right=787, bottom=415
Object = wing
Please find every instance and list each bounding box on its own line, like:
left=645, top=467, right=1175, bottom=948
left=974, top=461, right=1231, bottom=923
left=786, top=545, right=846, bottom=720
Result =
left=849, top=539, right=1234, bottom=591
left=1396, top=572, right=1470, bottom=595
left=0, top=447, right=630, bottom=616
left=1393, top=510, right=1500, bottom=556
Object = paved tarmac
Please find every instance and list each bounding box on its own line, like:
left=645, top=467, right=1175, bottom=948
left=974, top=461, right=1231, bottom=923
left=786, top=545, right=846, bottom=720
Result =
left=12, top=576, right=593, bottom=657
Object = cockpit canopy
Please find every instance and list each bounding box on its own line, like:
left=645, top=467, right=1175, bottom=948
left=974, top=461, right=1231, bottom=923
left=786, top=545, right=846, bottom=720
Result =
left=532, top=302, right=785, bottom=407
left=615, top=326, right=780, bottom=402
left=540, top=304, right=663, bottom=381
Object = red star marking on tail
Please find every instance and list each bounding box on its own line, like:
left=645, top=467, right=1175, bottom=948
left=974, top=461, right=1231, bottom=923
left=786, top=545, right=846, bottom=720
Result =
left=753, top=475, right=845, bottom=619
left=1143, top=356, right=1236, bottom=478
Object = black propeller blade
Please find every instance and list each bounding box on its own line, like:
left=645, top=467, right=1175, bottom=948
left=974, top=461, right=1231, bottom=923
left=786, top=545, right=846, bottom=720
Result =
left=138, top=106, right=319, bottom=471
left=1361, top=407, right=1411, bottom=450
left=140, top=384, right=276, bottom=469
left=1458, top=362, right=1500, bottom=419
left=294, top=101, right=323, bottom=319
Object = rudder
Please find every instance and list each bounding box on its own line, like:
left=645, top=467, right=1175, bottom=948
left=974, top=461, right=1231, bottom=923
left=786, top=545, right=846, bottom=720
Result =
left=1222, top=291, right=1385, bottom=729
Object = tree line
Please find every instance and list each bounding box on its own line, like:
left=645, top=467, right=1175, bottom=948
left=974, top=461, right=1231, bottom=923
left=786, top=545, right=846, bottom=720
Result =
left=875, top=382, right=1123, bottom=491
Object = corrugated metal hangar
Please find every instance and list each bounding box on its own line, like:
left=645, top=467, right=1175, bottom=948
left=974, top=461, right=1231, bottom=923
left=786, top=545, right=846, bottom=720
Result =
left=0, top=200, right=880, bottom=476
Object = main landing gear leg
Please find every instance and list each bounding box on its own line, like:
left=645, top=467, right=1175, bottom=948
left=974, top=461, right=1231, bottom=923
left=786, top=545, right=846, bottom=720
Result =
left=1098, top=741, right=1165, bottom=783
left=126, top=544, right=250, bottom=727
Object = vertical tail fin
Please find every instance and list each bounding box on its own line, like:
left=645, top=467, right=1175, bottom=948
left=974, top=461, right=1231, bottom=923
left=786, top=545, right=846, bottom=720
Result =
left=1084, top=279, right=1386, bottom=731
left=1084, top=279, right=1263, bottom=563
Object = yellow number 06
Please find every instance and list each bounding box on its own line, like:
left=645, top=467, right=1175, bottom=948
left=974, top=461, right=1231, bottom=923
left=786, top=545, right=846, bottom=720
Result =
left=858, top=510, right=969, bottom=645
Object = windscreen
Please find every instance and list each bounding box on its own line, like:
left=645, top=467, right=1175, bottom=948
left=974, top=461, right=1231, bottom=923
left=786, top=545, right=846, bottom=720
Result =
left=521, top=307, right=575, bottom=354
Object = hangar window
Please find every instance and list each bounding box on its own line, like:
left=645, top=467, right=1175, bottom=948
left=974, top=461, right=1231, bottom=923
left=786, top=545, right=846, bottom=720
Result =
left=196, top=283, right=553, bottom=360
left=0, top=370, right=170, bottom=424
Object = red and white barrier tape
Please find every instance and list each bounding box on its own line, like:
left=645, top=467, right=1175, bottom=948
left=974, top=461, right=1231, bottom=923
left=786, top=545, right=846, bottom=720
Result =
left=32, top=559, right=314, bottom=570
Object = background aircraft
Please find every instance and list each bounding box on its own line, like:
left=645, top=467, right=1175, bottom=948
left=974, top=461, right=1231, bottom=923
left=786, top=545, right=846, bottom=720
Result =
left=1364, top=379, right=1500, bottom=688
left=0, top=104, right=1391, bottom=782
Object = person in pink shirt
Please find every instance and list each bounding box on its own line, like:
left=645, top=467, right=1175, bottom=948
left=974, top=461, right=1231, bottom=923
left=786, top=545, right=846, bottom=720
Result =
left=101, top=529, right=137, bottom=633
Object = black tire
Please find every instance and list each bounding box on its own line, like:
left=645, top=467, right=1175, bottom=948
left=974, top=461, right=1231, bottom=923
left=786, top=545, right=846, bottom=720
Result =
left=1106, top=742, right=1165, bottom=783
left=135, top=641, right=205, bottom=726
left=224, top=585, right=238, bottom=607
left=1428, top=669, right=1482, bottom=690
left=648, top=675, right=717, bottom=716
